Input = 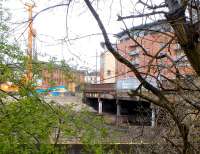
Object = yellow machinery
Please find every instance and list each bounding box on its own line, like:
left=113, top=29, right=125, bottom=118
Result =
left=0, top=82, right=18, bottom=93
left=0, top=75, right=28, bottom=93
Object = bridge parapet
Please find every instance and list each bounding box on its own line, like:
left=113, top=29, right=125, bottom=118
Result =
left=84, top=83, right=116, bottom=93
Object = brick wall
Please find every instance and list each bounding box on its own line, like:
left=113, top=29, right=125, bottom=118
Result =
left=116, top=33, right=194, bottom=81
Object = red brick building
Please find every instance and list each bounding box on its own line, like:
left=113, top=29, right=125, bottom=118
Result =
left=114, top=22, right=194, bottom=83
left=40, top=64, right=85, bottom=92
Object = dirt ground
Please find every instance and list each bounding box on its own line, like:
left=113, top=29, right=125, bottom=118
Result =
left=43, top=95, right=95, bottom=112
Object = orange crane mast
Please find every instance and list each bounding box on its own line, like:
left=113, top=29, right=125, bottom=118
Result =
left=26, top=3, right=35, bottom=81
left=0, top=3, right=35, bottom=93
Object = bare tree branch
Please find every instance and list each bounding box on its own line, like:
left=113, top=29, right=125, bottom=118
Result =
left=117, top=11, right=167, bottom=21
left=138, top=0, right=168, bottom=9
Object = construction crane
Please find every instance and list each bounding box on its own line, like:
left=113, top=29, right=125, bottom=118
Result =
left=26, top=2, right=35, bottom=81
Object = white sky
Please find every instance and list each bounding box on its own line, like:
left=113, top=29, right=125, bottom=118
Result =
left=3, top=0, right=158, bottom=71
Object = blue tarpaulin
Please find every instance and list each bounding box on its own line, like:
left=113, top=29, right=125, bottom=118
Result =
left=48, top=85, right=68, bottom=96
left=36, top=86, right=68, bottom=96
left=49, top=91, right=60, bottom=96
left=48, top=86, right=66, bottom=91
left=35, top=89, right=47, bottom=94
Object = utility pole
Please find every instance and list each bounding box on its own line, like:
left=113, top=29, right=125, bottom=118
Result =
left=25, top=3, right=35, bottom=81
left=32, top=28, right=37, bottom=60
left=96, top=51, right=98, bottom=83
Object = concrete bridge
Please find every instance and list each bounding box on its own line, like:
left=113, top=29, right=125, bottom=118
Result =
left=83, top=83, right=156, bottom=126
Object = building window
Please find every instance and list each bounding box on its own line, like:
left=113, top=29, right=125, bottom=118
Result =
left=107, top=70, right=111, bottom=76
left=131, top=54, right=139, bottom=67
left=119, top=35, right=129, bottom=43
left=129, top=47, right=140, bottom=56
left=160, top=43, right=166, bottom=48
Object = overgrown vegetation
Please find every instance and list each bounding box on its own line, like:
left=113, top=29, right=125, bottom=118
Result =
left=0, top=3, right=109, bottom=154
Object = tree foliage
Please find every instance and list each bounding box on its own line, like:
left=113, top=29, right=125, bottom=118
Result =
left=0, top=2, right=109, bottom=153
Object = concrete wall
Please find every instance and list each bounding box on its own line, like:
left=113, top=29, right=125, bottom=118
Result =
left=100, top=51, right=116, bottom=83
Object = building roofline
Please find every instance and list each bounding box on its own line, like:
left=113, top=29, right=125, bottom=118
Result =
left=115, top=20, right=167, bottom=38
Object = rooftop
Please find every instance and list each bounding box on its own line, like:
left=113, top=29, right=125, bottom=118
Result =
left=115, top=20, right=170, bottom=38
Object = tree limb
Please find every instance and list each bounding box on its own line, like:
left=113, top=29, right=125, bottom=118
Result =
left=117, top=11, right=166, bottom=21
left=138, top=0, right=168, bottom=9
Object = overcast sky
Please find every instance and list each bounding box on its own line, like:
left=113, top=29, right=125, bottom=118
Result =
left=4, top=0, right=153, bottom=71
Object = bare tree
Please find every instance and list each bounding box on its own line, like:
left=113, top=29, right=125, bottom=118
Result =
left=83, top=0, right=200, bottom=153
